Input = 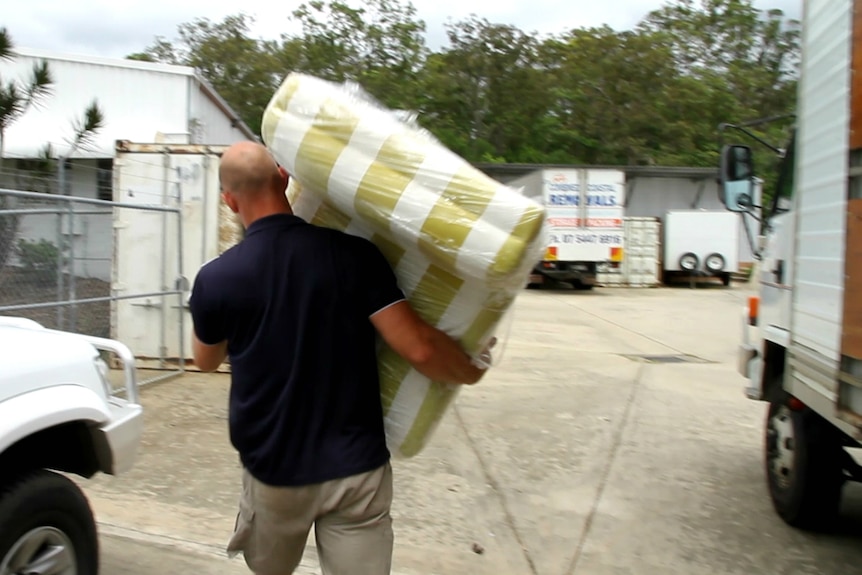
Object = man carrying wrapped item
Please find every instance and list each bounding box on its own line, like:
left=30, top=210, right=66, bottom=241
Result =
left=262, top=72, right=545, bottom=459
left=188, top=141, right=492, bottom=575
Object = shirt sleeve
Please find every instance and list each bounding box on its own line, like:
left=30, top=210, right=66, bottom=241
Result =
left=359, top=239, right=406, bottom=317
left=189, top=267, right=228, bottom=345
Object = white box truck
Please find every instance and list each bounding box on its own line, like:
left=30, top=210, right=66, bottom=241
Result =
left=720, top=0, right=862, bottom=531
left=509, top=169, right=625, bottom=289
left=663, top=210, right=739, bottom=286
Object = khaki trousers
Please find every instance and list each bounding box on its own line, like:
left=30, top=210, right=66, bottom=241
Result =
left=227, top=462, right=394, bottom=575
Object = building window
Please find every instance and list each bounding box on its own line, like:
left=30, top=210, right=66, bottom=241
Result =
left=97, top=159, right=113, bottom=201
left=13, top=158, right=55, bottom=194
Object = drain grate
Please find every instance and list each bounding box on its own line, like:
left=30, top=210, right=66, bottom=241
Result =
left=622, top=353, right=713, bottom=364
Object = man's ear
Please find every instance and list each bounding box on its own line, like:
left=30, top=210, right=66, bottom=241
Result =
left=222, top=191, right=239, bottom=214
left=277, top=165, right=290, bottom=193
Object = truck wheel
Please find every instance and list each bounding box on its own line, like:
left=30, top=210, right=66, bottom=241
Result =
left=0, top=470, right=98, bottom=575
left=765, top=401, right=845, bottom=530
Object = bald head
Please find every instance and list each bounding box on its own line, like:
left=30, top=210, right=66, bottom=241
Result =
left=218, top=141, right=293, bottom=227
left=219, top=141, right=282, bottom=196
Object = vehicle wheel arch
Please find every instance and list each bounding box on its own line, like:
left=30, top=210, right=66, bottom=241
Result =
left=0, top=421, right=101, bottom=482
left=761, top=341, right=787, bottom=403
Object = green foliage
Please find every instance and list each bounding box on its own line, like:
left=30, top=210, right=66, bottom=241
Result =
left=414, top=16, right=550, bottom=162
left=128, top=0, right=800, bottom=169
left=1, top=29, right=105, bottom=162
left=17, top=238, right=59, bottom=275
left=125, top=52, right=156, bottom=63
left=0, top=196, right=18, bottom=269
left=287, top=0, right=429, bottom=110
left=0, top=28, right=12, bottom=61
left=0, top=28, right=54, bottom=159
left=67, top=99, right=105, bottom=154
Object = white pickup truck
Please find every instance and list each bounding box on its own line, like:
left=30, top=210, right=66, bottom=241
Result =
left=0, top=316, right=143, bottom=574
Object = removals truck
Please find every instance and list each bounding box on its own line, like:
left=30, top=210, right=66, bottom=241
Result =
left=509, top=169, right=625, bottom=289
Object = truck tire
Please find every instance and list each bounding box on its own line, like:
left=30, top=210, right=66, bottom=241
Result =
left=0, top=469, right=98, bottom=575
left=764, top=400, right=844, bottom=530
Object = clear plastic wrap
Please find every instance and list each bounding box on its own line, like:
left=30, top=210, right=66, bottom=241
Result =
left=262, top=72, right=546, bottom=457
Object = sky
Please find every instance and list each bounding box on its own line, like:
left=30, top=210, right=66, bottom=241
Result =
left=4, top=0, right=801, bottom=61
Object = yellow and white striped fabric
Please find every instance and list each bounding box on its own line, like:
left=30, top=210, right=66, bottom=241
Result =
left=262, top=73, right=545, bottom=457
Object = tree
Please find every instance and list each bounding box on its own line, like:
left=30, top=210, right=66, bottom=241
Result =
left=537, top=26, right=683, bottom=165
left=0, top=28, right=53, bottom=269
left=417, top=15, right=550, bottom=162
left=125, top=0, right=800, bottom=169
left=0, top=29, right=104, bottom=268
left=285, top=0, right=429, bottom=111
left=132, top=2, right=429, bottom=135
left=0, top=27, right=53, bottom=161
left=639, top=0, right=800, bottom=190
left=639, top=0, right=800, bottom=137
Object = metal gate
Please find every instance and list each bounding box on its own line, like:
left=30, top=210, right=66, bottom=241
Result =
left=0, top=186, right=185, bottom=385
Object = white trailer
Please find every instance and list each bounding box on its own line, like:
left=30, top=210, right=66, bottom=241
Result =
left=663, top=210, right=739, bottom=286
left=720, top=0, right=862, bottom=530
left=509, top=168, right=625, bottom=289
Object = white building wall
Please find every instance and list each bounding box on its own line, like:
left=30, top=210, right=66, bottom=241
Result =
left=624, top=176, right=724, bottom=216
left=1, top=50, right=191, bottom=159
left=0, top=48, right=256, bottom=160
left=190, top=80, right=257, bottom=144
left=0, top=49, right=256, bottom=284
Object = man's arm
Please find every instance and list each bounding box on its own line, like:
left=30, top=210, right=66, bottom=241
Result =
left=370, top=301, right=487, bottom=385
left=192, top=331, right=228, bottom=372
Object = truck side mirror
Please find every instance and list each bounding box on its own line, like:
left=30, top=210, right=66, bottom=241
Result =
left=720, top=145, right=755, bottom=213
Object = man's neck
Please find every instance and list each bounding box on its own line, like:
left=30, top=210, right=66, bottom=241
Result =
left=241, top=201, right=293, bottom=229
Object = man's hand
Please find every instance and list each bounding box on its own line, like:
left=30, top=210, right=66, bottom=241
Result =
left=471, top=337, right=498, bottom=370
left=192, top=332, right=228, bottom=372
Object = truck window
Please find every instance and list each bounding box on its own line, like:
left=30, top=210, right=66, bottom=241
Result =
left=771, top=133, right=796, bottom=215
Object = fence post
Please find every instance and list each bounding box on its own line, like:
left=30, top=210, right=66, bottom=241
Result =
left=55, top=209, right=65, bottom=330
left=59, top=159, right=78, bottom=331
left=177, top=178, right=186, bottom=374
left=159, top=150, right=170, bottom=368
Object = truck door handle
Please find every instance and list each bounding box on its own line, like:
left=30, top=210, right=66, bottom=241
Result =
left=773, top=259, right=784, bottom=284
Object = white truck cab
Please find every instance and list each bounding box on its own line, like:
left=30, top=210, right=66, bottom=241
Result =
left=0, top=316, right=143, bottom=574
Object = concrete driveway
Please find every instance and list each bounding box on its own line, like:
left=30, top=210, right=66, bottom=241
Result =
left=83, top=283, right=862, bottom=574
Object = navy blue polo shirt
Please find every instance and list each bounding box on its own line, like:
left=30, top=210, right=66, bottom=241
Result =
left=189, top=213, right=405, bottom=486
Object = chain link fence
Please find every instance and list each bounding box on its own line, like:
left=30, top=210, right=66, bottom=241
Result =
left=0, top=187, right=186, bottom=386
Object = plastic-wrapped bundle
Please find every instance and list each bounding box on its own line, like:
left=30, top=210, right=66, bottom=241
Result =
left=262, top=73, right=545, bottom=457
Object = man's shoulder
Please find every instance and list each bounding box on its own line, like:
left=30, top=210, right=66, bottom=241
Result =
left=302, top=224, right=378, bottom=254
left=196, top=245, right=242, bottom=280
left=328, top=228, right=378, bottom=252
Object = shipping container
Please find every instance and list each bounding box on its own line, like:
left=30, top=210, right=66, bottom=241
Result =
left=597, top=217, right=660, bottom=287
left=111, top=143, right=241, bottom=367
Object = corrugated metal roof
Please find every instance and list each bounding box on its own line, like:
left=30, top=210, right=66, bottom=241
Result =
left=13, top=47, right=198, bottom=77
left=474, top=162, right=719, bottom=181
